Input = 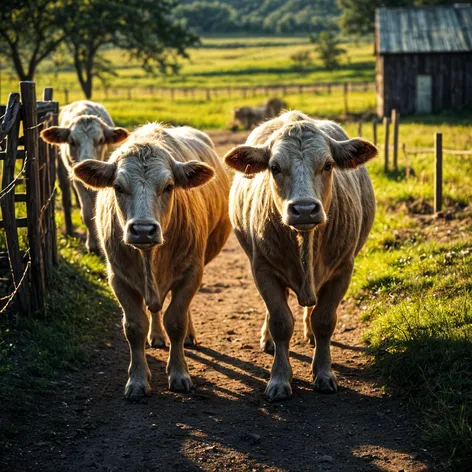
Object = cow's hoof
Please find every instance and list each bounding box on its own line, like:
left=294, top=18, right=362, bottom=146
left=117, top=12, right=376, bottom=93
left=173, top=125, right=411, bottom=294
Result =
left=260, top=338, right=275, bottom=354
left=148, top=335, right=167, bottom=349
left=304, top=333, right=315, bottom=346
left=265, top=379, right=292, bottom=402
left=184, top=334, right=198, bottom=348
left=124, top=379, right=151, bottom=402
left=314, top=372, right=338, bottom=394
left=169, top=372, right=193, bottom=393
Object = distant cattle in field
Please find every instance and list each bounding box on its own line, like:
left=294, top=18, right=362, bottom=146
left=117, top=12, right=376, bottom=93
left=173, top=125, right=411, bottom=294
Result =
left=224, top=111, right=377, bottom=401
left=40, top=100, right=129, bottom=253
left=72, top=123, right=231, bottom=401
left=232, top=97, right=287, bottom=131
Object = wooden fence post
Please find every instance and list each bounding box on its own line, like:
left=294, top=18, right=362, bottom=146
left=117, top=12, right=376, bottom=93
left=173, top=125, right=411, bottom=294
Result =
left=206, top=89, right=211, bottom=101
left=0, top=92, right=30, bottom=313
left=357, top=121, right=362, bottom=137
left=391, top=109, right=399, bottom=170
left=435, top=132, right=443, bottom=212
left=20, top=81, right=45, bottom=313
left=42, top=87, right=58, bottom=267
left=372, top=119, right=377, bottom=146
left=383, top=116, right=390, bottom=172
left=64, top=88, right=69, bottom=104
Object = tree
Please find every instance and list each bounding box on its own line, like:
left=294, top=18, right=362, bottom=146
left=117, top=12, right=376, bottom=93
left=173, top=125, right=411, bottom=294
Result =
left=175, top=2, right=238, bottom=34
left=0, top=0, right=65, bottom=81
left=290, top=50, right=312, bottom=72
left=61, top=0, right=199, bottom=99
left=338, top=0, right=461, bottom=36
left=312, top=32, right=346, bottom=70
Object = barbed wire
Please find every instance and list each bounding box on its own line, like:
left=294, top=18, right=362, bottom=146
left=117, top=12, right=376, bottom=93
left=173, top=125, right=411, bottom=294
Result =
left=0, top=155, right=27, bottom=201
left=0, top=260, right=30, bottom=313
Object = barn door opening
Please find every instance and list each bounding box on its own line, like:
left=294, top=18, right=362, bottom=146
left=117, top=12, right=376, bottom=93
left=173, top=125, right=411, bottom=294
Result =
left=416, top=75, right=432, bottom=114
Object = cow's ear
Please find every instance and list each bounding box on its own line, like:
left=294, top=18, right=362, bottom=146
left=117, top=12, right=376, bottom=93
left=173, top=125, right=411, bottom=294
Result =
left=329, top=137, right=377, bottom=170
left=73, top=160, right=117, bottom=189
left=104, top=127, right=130, bottom=144
left=40, top=126, right=70, bottom=144
left=223, top=145, right=270, bottom=174
left=174, top=160, right=215, bottom=190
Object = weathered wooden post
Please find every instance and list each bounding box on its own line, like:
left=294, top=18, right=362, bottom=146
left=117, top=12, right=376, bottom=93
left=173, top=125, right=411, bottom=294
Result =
left=435, top=132, right=443, bottom=212
left=64, top=88, right=69, bottom=104
left=357, top=121, right=362, bottom=137
left=383, top=116, right=390, bottom=172
left=20, top=81, right=45, bottom=313
left=343, top=83, right=349, bottom=115
left=391, top=109, right=399, bottom=170
left=372, top=119, right=378, bottom=146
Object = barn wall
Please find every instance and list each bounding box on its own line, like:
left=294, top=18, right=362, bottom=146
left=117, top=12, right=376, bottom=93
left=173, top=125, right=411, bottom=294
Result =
left=379, top=53, right=472, bottom=117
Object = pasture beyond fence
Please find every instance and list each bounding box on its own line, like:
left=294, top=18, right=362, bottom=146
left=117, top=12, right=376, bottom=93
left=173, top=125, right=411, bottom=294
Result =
left=0, top=82, right=59, bottom=315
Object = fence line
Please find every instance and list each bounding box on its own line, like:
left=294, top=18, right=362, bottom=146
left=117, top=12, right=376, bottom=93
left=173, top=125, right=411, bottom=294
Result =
left=62, top=81, right=376, bottom=104
left=0, top=82, right=59, bottom=315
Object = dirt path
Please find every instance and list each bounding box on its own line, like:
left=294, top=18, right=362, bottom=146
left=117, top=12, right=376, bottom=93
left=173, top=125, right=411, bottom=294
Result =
left=1, top=132, right=439, bottom=472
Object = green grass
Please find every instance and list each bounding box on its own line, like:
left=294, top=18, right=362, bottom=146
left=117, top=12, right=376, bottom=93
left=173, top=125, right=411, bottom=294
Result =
left=0, top=233, right=119, bottom=441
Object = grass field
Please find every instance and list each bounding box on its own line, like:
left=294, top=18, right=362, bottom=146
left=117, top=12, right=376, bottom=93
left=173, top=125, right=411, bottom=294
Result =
left=1, top=36, right=471, bottom=468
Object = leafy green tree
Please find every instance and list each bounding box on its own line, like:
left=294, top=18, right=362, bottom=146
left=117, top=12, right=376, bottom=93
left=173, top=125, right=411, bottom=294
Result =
left=312, top=32, right=346, bottom=70
left=61, top=0, right=199, bottom=99
left=290, top=50, right=312, bottom=72
left=0, top=0, right=64, bottom=81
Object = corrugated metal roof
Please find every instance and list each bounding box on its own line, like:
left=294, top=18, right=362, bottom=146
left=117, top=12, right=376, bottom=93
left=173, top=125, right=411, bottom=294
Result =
left=376, top=4, right=472, bottom=54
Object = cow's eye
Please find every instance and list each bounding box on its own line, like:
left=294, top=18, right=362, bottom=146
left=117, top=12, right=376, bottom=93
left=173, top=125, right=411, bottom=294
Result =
left=114, top=184, right=124, bottom=194
left=270, top=165, right=281, bottom=176
left=164, top=184, right=174, bottom=193
left=324, top=162, right=334, bottom=172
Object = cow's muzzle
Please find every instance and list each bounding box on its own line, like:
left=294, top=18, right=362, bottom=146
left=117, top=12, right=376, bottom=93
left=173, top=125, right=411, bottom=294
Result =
left=124, top=219, right=163, bottom=248
left=286, top=199, right=325, bottom=231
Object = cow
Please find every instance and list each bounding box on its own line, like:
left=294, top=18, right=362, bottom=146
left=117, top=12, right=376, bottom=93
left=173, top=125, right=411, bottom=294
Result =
left=223, top=111, right=377, bottom=401
left=72, top=123, right=232, bottom=401
left=40, top=100, right=129, bottom=253
left=232, top=98, right=287, bottom=131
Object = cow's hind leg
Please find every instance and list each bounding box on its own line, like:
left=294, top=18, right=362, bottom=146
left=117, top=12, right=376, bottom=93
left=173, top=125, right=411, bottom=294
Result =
left=311, top=268, right=352, bottom=393
left=260, top=310, right=274, bottom=354
left=304, top=306, right=315, bottom=346
left=254, top=262, right=293, bottom=401
left=164, top=265, right=203, bottom=392
left=184, top=310, right=197, bottom=347
left=148, top=310, right=167, bottom=348
left=112, top=276, right=151, bottom=401
left=73, top=181, right=100, bottom=254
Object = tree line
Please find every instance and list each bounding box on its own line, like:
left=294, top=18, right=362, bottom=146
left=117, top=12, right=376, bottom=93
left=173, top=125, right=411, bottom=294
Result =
left=0, top=0, right=198, bottom=98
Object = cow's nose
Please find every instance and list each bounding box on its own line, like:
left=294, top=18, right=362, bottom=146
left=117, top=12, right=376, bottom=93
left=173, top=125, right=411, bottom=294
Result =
left=286, top=200, right=324, bottom=230
left=125, top=220, right=162, bottom=247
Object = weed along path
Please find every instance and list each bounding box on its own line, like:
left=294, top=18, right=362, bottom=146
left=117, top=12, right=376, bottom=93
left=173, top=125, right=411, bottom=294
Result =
left=2, top=133, right=438, bottom=472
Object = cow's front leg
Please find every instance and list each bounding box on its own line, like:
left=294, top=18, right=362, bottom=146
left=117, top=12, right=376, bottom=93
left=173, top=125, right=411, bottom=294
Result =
left=148, top=310, right=167, bottom=348
left=164, top=265, right=203, bottom=392
left=111, top=276, right=151, bottom=401
left=73, top=181, right=100, bottom=254
left=311, top=268, right=352, bottom=393
left=254, top=262, right=293, bottom=401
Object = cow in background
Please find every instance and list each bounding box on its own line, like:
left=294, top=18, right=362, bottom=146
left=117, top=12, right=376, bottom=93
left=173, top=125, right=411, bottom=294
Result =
left=41, top=100, right=129, bottom=253
left=232, top=97, right=287, bottom=131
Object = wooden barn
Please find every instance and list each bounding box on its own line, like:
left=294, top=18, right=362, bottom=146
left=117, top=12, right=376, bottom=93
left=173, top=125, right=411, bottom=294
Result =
left=375, top=4, right=472, bottom=117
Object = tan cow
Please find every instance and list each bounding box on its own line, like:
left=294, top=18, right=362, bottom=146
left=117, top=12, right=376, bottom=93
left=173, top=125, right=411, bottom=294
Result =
left=224, top=111, right=377, bottom=401
left=72, top=123, right=231, bottom=401
left=233, top=98, right=287, bottom=131
left=40, top=100, right=129, bottom=253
